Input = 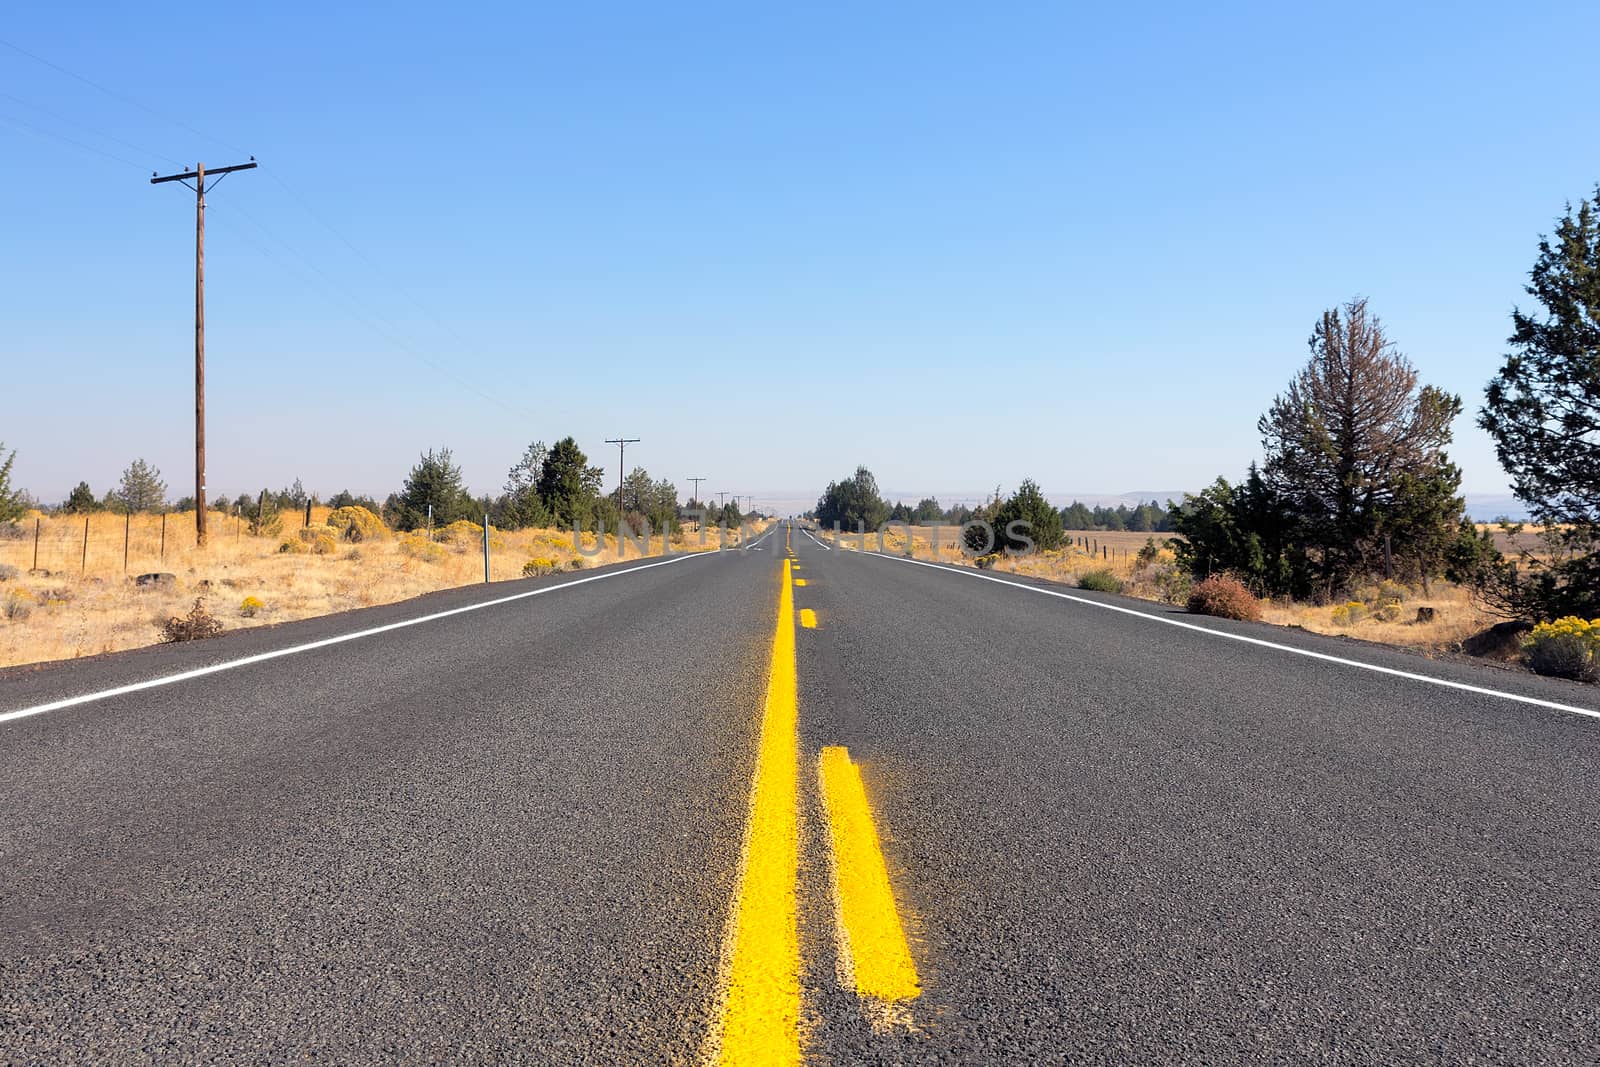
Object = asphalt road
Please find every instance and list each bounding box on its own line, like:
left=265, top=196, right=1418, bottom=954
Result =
left=3, top=522, right=1599, bottom=1064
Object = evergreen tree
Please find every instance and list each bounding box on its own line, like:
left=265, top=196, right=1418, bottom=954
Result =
left=991, top=479, right=1064, bottom=552
left=536, top=437, right=605, bottom=527
left=112, top=458, right=167, bottom=514
left=501, top=440, right=552, bottom=528
left=394, top=447, right=474, bottom=531
left=0, top=443, right=21, bottom=523
left=912, top=497, right=943, bottom=523
left=814, top=466, right=889, bottom=530
left=1261, top=297, right=1463, bottom=594
left=1479, top=186, right=1600, bottom=617
left=62, top=481, right=101, bottom=515
left=1060, top=501, right=1096, bottom=530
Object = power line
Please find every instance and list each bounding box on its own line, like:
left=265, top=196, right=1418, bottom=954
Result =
left=0, top=36, right=249, bottom=156
left=0, top=109, right=148, bottom=170
left=0, top=90, right=186, bottom=167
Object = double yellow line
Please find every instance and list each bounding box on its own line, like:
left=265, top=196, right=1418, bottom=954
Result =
left=713, top=555, right=918, bottom=1065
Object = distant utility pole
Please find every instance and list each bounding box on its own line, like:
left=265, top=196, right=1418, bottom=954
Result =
left=151, top=157, right=257, bottom=547
left=604, top=437, right=640, bottom=506
left=688, top=477, right=707, bottom=507
left=718, top=491, right=728, bottom=510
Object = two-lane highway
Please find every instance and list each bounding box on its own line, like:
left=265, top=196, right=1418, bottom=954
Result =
left=3, top=522, right=1599, bottom=1064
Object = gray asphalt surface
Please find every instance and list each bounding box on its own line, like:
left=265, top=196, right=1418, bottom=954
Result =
left=4, top=522, right=1600, bottom=1064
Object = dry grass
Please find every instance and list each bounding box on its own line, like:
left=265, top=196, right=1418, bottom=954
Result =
left=823, top=524, right=1149, bottom=580
left=0, top=509, right=767, bottom=669
left=819, top=523, right=1495, bottom=654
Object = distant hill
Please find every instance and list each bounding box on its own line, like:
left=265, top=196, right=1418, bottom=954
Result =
left=1463, top=494, right=1530, bottom=522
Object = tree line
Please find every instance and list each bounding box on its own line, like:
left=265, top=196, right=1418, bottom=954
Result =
left=2, top=435, right=757, bottom=535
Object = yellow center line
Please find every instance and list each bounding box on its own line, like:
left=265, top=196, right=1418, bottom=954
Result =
left=714, top=558, right=801, bottom=1066
left=794, top=578, right=808, bottom=586
left=799, top=608, right=818, bottom=629
left=818, top=746, right=920, bottom=1003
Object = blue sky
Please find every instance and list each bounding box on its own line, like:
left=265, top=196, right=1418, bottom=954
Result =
left=4, top=2, right=1598, bottom=514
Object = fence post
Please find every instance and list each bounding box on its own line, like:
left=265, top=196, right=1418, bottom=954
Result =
left=482, top=512, right=490, bottom=583
left=81, top=516, right=89, bottom=574
left=305, top=500, right=312, bottom=528
left=161, top=513, right=167, bottom=561
left=427, top=504, right=433, bottom=542
left=32, top=517, right=40, bottom=572
left=124, top=511, right=131, bottom=573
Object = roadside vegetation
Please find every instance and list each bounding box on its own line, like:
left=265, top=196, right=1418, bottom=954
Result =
left=810, top=184, right=1600, bottom=683
left=0, top=436, right=765, bottom=669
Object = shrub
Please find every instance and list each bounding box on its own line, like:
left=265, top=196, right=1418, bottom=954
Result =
left=1372, top=597, right=1405, bottom=622
left=0, top=522, right=25, bottom=541
left=437, top=519, right=484, bottom=545
left=1135, top=537, right=1163, bottom=568
left=277, top=538, right=308, bottom=555
left=4, top=588, right=33, bottom=621
left=566, top=557, right=586, bottom=571
left=293, top=525, right=339, bottom=555
left=159, top=599, right=223, bottom=643
left=0, top=562, right=17, bottom=581
left=1078, top=568, right=1124, bottom=593
left=1154, top=564, right=1192, bottom=605
left=1331, top=601, right=1367, bottom=627
left=239, top=596, right=264, bottom=618
left=522, top=557, right=559, bottom=577
left=1378, top=580, right=1411, bottom=603
left=1525, top=617, right=1600, bottom=682
left=399, top=534, right=447, bottom=563
left=974, top=553, right=1002, bottom=570
left=344, top=546, right=364, bottom=562
left=325, top=505, right=386, bottom=543
left=1187, top=574, right=1261, bottom=621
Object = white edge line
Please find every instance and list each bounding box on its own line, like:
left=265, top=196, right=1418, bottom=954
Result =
left=800, top=526, right=832, bottom=551
left=863, top=551, right=1600, bottom=722
left=1, top=551, right=715, bottom=726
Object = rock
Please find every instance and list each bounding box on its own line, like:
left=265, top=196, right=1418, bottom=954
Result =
left=134, top=572, right=177, bottom=590
left=1461, top=620, right=1532, bottom=662
left=27, top=568, right=51, bottom=578
left=1415, top=606, right=1436, bottom=624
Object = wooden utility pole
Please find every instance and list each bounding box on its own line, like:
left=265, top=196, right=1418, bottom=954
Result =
left=151, top=158, right=257, bottom=547
left=604, top=437, right=640, bottom=506
left=688, top=477, right=707, bottom=508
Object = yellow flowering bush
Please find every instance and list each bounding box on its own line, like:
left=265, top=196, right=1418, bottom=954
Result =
left=325, top=506, right=386, bottom=543
left=522, top=557, right=559, bottom=577
left=239, top=596, right=264, bottom=618
left=398, top=534, right=447, bottom=564
left=1525, top=617, right=1600, bottom=682
left=1331, top=601, right=1366, bottom=627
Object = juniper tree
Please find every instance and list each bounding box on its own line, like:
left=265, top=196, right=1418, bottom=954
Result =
left=0, top=444, right=22, bottom=523
left=1478, top=187, right=1600, bottom=617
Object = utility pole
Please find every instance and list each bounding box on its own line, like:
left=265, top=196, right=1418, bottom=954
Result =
left=604, top=437, right=640, bottom=507
left=151, top=157, right=257, bottom=547
left=718, top=491, right=728, bottom=510
left=688, top=477, right=707, bottom=508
